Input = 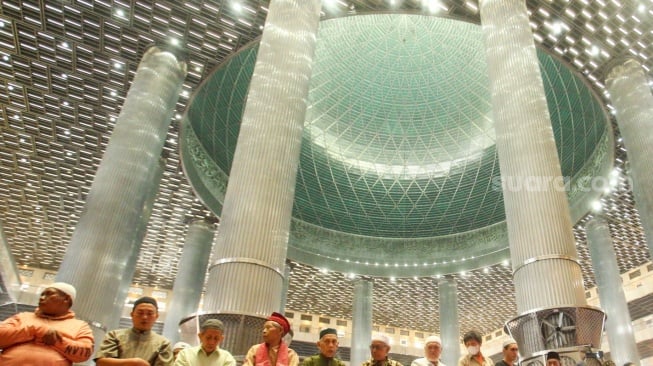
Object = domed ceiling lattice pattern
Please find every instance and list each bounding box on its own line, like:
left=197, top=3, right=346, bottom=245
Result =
left=186, top=14, right=608, bottom=240
left=0, top=0, right=651, bottom=335
left=182, top=12, right=614, bottom=278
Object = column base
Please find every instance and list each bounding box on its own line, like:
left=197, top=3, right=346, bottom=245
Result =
left=504, top=306, right=606, bottom=364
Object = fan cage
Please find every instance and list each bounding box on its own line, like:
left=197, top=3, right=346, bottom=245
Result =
left=504, top=306, right=606, bottom=359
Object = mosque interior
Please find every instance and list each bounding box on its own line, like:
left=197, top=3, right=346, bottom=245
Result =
left=0, top=0, right=652, bottom=341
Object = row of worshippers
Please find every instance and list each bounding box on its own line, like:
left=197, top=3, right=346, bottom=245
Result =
left=0, top=282, right=559, bottom=366
left=372, top=330, right=565, bottom=366
left=0, top=283, right=288, bottom=365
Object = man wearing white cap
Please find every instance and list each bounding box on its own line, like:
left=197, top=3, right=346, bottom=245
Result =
left=362, top=333, right=404, bottom=366
left=411, top=336, right=445, bottom=366
left=0, top=282, right=94, bottom=365
left=495, top=339, right=519, bottom=366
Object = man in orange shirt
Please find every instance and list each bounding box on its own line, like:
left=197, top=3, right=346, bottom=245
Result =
left=0, top=282, right=94, bottom=365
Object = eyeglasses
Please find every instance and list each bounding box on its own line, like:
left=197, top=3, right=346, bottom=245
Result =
left=370, top=345, right=386, bottom=350
left=509, top=348, right=519, bottom=351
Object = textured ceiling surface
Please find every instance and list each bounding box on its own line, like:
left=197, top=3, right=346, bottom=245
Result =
left=0, top=0, right=652, bottom=335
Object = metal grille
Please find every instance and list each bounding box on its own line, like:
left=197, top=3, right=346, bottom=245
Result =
left=504, top=306, right=606, bottom=359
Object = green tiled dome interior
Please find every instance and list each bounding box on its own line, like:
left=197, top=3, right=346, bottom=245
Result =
left=185, top=14, right=607, bottom=239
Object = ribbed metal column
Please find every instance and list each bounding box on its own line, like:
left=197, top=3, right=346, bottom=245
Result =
left=203, top=0, right=321, bottom=315
left=108, top=157, right=166, bottom=330
left=439, top=276, right=460, bottom=366
left=279, top=261, right=293, bottom=312
left=605, top=59, right=653, bottom=256
left=480, top=1, right=603, bottom=362
left=585, top=217, right=640, bottom=365
left=55, top=46, right=186, bottom=346
left=163, top=219, right=216, bottom=343
left=351, top=278, right=373, bottom=366
left=192, top=0, right=321, bottom=358
left=480, top=0, right=585, bottom=313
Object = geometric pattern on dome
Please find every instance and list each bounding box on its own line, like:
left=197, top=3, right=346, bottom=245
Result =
left=187, top=14, right=608, bottom=238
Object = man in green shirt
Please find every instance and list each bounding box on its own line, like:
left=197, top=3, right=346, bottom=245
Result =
left=302, top=328, right=345, bottom=366
left=95, top=296, right=173, bottom=366
left=174, top=319, right=236, bottom=366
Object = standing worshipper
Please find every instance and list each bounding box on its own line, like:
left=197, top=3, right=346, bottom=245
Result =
left=457, top=330, right=494, bottom=366
left=494, top=339, right=519, bottom=366
left=0, top=282, right=94, bottom=365
left=94, top=296, right=173, bottom=366
left=362, top=334, right=404, bottom=366
left=546, top=352, right=561, bottom=366
left=302, top=328, right=346, bottom=366
left=411, top=336, right=445, bottom=366
left=244, top=312, right=298, bottom=366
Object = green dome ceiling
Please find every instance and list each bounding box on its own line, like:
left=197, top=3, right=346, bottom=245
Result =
left=181, top=13, right=610, bottom=275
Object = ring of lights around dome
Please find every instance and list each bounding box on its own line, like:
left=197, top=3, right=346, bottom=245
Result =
left=180, top=13, right=612, bottom=277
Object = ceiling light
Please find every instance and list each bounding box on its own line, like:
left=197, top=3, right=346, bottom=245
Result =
left=589, top=46, right=600, bottom=57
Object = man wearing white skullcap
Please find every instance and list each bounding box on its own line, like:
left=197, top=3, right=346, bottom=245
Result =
left=411, top=336, right=445, bottom=366
left=495, top=339, right=519, bottom=366
left=362, top=333, right=404, bottom=366
left=0, top=282, right=94, bottom=365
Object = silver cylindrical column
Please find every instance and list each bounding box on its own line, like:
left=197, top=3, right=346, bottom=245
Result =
left=439, top=276, right=460, bottom=366
left=162, top=219, right=216, bottom=343
left=585, top=217, right=640, bottom=365
left=55, top=46, right=186, bottom=345
left=203, top=0, right=321, bottom=316
left=480, top=0, right=586, bottom=312
left=480, top=0, right=601, bottom=360
left=109, top=157, right=166, bottom=331
left=279, top=261, right=293, bottom=312
left=351, top=278, right=373, bottom=366
left=196, top=0, right=321, bottom=358
left=605, top=59, right=653, bottom=256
